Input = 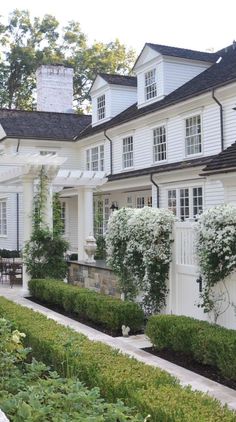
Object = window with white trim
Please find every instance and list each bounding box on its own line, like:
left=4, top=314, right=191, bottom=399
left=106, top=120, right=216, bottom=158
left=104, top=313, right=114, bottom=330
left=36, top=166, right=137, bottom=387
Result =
left=145, top=69, right=157, bottom=100
left=167, top=187, right=203, bottom=220
left=86, top=145, right=104, bottom=171
left=0, top=200, right=7, bottom=236
left=97, top=95, right=105, bottom=120
left=185, top=115, right=202, bottom=156
left=136, top=196, right=152, bottom=208
left=153, top=125, right=166, bottom=162
left=123, top=136, right=133, bottom=168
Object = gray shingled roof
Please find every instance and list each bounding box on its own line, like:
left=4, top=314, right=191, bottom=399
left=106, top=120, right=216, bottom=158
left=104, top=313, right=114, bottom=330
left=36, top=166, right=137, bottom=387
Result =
left=98, top=73, right=137, bottom=87
left=108, top=155, right=214, bottom=181
left=76, top=44, right=236, bottom=141
left=202, top=141, right=236, bottom=174
left=146, top=43, right=219, bottom=63
left=0, top=109, right=91, bottom=141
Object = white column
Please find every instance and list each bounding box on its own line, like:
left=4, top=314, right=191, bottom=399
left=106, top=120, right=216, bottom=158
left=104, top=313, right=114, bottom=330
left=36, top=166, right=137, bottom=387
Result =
left=77, top=187, right=94, bottom=261
left=22, top=176, right=35, bottom=294
left=77, top=188, right=85, bottom=261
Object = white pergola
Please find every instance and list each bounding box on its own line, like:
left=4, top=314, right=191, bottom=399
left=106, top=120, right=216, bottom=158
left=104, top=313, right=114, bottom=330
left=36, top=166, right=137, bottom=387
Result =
left=0, top=153, right=107, bottom=292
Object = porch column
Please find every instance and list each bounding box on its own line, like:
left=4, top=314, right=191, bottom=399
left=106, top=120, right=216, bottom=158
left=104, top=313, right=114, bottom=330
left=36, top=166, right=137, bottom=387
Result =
left=22, top=175, right=35, bottom=293
left=77, top=187, right=94, bottom=261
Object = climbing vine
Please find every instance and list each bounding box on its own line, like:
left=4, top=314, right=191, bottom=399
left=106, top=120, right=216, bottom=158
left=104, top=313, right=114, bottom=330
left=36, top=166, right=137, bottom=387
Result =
left=24, top=167, right=68, bottom=280
left=106, top=207, right=175, bottom=314
left=196, top=204, right=236, bottom=322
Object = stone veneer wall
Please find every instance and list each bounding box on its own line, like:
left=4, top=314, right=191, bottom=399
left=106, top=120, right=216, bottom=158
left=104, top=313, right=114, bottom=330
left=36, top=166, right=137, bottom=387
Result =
left=68, top=261, right=120, bottom=298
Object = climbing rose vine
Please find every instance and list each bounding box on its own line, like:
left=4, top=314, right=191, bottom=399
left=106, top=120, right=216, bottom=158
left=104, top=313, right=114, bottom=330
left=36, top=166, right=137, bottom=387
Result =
left=106, top=207, right=175, bottom=314
left=196, top=204, right=236, bottom=319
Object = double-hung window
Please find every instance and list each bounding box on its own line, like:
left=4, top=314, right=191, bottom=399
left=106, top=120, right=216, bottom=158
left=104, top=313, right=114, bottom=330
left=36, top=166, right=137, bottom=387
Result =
left=97, top=95, right=105, bottom=120
left=86, top=145, right=104, bottom=171
left=153, top=125, right=166, bottom=162
left=167, top=187, right=203, bottom=220
left=145, top=69, right=157, bottom=100
left=0, top=200, right=7, bottom=236
left=123, top=136, right=133, bottom=168
left=61, top=202, right=66, bottom=234
left=185, top=115, right=202, bottom=156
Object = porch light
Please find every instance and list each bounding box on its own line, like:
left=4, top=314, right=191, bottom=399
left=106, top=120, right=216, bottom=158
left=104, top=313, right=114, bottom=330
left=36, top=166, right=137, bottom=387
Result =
left=110, top=202, right=118, bottom=211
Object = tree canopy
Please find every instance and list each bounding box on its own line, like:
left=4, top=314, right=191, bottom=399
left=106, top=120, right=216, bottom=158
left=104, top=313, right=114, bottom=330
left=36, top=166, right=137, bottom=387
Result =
left=0, top=10, right=136, bottom=111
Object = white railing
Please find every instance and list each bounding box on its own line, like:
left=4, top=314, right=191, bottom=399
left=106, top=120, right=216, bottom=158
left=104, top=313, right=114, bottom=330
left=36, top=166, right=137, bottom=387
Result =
left=174, top=221, right=197, bottom=266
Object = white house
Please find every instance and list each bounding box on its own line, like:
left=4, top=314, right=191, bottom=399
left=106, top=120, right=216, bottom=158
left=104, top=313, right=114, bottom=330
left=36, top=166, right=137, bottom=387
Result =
left=1, top=42, right=236, bottom=268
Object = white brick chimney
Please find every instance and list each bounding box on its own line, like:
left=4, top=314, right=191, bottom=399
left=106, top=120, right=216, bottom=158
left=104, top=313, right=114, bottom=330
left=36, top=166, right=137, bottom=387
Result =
left=36, top=65, right=74, bottom=113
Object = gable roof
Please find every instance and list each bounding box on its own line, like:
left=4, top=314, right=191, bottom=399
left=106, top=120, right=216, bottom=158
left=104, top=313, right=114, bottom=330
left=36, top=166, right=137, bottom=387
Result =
left=98, top=73, right=137, bottom=87
left=0, top=109, right=91, bottom=141
left=76, top=44, right=236, bottom=141
left=202, top=141, right=236, bottom=175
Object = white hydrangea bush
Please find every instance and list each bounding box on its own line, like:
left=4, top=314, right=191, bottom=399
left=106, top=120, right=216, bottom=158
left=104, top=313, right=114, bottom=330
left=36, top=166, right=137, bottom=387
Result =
left=106, top=207, right=175, bottom=313
left=196, top=204, right=236, bottom=286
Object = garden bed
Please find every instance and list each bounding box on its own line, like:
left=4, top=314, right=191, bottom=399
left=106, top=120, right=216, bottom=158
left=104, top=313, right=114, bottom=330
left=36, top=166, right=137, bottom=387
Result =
left=143, top=347, right=236, bottom=390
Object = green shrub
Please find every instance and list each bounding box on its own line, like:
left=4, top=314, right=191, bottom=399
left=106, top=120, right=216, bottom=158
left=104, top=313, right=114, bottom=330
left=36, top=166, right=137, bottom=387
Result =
left=29, top=278, right=144, bottom=334
left=0, top=297, right=235, bottom=421
left=146, top=315, right=236, bottom=380
left=0, top=317, right=142, bottom=421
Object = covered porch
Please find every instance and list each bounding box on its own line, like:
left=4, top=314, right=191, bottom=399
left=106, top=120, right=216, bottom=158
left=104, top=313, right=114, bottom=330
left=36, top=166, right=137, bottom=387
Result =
left=0, top=152, right=107, bottom=292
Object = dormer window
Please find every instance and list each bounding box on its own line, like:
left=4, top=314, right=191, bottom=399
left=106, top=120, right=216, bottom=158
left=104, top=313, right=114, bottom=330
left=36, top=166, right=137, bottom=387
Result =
left=97, top=94, right=106, bottom=120
left=145, top=69, right=157, bottom=100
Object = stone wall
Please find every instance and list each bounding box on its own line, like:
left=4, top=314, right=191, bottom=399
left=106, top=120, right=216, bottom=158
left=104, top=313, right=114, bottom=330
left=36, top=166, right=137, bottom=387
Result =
left=68, top=261, right=120, bottom=298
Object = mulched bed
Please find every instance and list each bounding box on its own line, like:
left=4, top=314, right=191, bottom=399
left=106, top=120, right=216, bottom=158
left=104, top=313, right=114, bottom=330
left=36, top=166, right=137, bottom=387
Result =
left=26, top=296, right=143, bottom=337
left=143, top=346, right=236, bottom=390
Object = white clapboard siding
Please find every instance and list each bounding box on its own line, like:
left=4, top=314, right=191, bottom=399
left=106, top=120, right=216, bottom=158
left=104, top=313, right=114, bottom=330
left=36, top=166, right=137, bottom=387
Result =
left=110, top=87, right=137, bottom=118
left=163, top=60, right=210, bottom=97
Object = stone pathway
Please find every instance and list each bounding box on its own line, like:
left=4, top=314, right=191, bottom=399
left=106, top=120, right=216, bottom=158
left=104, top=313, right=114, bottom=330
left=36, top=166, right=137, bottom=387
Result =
left=0, top=284, right=236, bottom=410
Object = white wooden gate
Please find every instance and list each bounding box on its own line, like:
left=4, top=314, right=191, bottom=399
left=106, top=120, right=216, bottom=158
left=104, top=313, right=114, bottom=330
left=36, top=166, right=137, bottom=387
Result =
left=168, top=221, right=206, bottom=320
left=168, top=221, right=236, bottom=329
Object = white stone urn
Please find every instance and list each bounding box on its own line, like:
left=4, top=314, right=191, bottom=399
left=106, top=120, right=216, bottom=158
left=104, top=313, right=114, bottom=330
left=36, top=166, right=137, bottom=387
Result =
left=84, top=235, right=97, bottom=263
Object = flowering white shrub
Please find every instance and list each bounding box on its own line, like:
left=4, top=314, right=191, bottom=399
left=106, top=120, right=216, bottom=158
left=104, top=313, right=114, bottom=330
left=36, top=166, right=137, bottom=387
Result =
left=106, top=207, right=175, bottom=313
left=196, top=204, right=236, bottom=285
left=196, top=204, right=236, bottom=321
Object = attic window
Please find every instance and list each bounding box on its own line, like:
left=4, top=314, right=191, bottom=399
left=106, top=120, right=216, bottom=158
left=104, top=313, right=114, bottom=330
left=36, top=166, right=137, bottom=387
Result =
left=97, top=94, right=106, bottom=120
left=145, top=69, right=157, bottom=100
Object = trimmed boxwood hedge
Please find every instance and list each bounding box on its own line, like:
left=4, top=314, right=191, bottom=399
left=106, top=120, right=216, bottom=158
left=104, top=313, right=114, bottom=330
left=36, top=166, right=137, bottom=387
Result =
left=146, top=315, right=236, bottom=380
left=0, top=297, right=235, bottom=421
left=29, top=278, right=144, bottom=334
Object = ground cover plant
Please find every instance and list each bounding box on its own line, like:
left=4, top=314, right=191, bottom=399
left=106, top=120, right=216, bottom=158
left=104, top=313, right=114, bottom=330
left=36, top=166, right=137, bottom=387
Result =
left=0, top=297, right=235, bottom=422
left=28, top=278, right=144, bottom=335
left=0, top=317, right=142, bottom=421
left=146, top=314, right=236, bottom=381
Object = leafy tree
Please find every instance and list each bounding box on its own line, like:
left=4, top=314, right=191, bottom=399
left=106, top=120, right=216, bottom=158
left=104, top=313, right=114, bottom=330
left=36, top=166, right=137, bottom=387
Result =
left=0, top=9, right=135, bottom=111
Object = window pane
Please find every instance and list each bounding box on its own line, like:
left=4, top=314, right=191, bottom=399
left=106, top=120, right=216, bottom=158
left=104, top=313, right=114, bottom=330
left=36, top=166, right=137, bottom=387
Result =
left=0, top=201, right=7, bottom=235
left=123, top=136, right=133, bottom=168
left=97, top=95, right=105, bottom=120
left=145, top=69, right=157, bottom=100
left=168, top=190, right=177, bottom=215
left=153, top=126, right=166, bottom=162
left=193, top=187, right=203, bottom=217
left=180, top=189, right=189, bottom=221
left=185, top=115, right=202, bottom=156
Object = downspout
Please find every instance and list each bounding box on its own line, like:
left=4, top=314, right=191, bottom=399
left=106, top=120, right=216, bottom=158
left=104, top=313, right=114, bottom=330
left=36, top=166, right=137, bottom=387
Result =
left=104, top=129, right=113, bottom=175
left=212, top=89, right=224, bottom=151
left=16, top=139, right=20, bottom=252
left=150, top=174, right=160, bottom=208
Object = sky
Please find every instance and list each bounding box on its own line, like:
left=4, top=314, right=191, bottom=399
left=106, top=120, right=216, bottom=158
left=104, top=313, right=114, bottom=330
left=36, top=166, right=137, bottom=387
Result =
left=1, top=0, right=236, bottom=55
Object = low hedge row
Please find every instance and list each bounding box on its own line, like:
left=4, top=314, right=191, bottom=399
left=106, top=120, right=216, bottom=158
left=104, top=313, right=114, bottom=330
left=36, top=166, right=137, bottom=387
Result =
left=0, top=297, right=235, bottom=421
left=146, top=315, right=236, bottom=380
left=29, top=278, right=144, bottom=334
